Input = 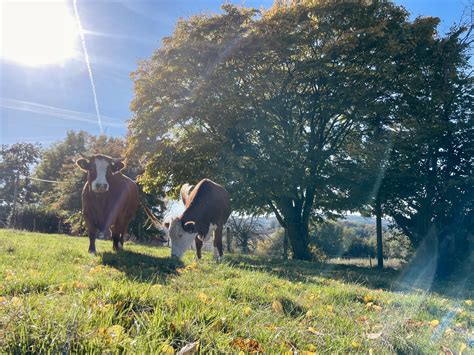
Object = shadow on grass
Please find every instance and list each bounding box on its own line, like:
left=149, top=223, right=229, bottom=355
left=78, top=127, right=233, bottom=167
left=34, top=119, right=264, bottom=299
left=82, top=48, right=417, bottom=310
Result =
left=101, top=249, right=184, bottom=283
left=227, top=255, right=398, bottom=289
left=227, top=255, right=473, bottom=299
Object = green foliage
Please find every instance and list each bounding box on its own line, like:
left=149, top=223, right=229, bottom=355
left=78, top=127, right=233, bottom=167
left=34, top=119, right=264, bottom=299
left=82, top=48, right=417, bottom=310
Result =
left=12, top=205, right=63, bottom=234
left=0, top=230, right=471, bottom=353
left=127, top=1, right=471, bottom=263
left=0, top=142, right=41, bottom=226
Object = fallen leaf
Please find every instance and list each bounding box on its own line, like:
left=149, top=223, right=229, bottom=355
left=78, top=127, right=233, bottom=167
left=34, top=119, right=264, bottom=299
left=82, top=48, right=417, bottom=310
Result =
left=351, top=341, right=361, bottom=349
left=72, top=281, right=87, bottom=290
left=440, top=345, right=454, bottom=355
left=366, top=303, right=382, bottom=312
left=357, top=316, right=368, bottom=323
left=429, top=319, right=440, bottom=328
left=161, top=343, right=175, bottom=354
left=150, top=284, right=162, bottom=291
left=10, top=297, right=23, bottom=307
left=363, top=294, right=375, bottom=304
left=459, top=343, right=467, bottom=355
left=305, top=310, right=314, bottom=318
left=307, top=327, right=319, bottom=335
left=306, top=344, right=317, bottom=352
left=107, top=325, right=124, bottom=338
left=272, top=300, right=284, bottom=313
left=230, top=337, right=263, bottom=352
left=326, top=305, right=334, bottom=312
left=170, top=323, right=177, bottom=333
left=0, top=296, right=7, bottom=305
left=197, top=292, right=213, bottom=305
left=210, top=318, right=226, bottom=331
left=464, top=300, right=473, bottom=307
left=177, top=341, right=199, bottom=355
left=367, top=332, right=382, bottom=340
left=406, top=319, right=424, bottom=328
left=243, top=306, right=252, bottom=316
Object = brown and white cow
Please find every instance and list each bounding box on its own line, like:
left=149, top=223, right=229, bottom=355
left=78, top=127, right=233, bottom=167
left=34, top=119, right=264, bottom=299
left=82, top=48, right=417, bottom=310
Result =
left=165, top=179, right=231, bottom=260
left=76, top=154, right=159, bottom=253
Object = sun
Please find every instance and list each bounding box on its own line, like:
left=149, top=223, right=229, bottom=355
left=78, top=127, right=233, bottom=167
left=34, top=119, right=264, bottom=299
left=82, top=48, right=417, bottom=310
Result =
left=0, top=0, right=79, bottom=66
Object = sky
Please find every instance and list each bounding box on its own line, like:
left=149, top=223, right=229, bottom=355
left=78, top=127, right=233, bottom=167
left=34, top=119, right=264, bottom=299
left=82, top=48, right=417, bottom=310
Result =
left=0, top=0, right=470, bottom=147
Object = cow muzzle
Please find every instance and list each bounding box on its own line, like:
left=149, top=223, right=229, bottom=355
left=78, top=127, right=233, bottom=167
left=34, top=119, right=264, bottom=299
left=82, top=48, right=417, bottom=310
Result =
left=93, top=183, right=109, bottom=193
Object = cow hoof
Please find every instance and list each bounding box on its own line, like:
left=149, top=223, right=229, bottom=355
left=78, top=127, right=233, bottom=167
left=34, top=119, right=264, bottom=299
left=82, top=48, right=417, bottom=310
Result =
left=98, top=232, right=105, bottom=240
left=118, top=242, right=123, bottom=250
left=89, top=250, right=96, bottom=255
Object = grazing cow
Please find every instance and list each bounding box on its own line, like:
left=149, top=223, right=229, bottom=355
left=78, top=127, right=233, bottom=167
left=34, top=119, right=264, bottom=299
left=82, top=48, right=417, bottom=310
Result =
left=165, top=179, right=231, bottom=260
left=76, top=154, right=161, bottom=253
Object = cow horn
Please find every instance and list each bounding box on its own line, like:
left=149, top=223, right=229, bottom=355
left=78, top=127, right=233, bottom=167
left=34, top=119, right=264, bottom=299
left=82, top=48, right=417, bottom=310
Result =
left=113, top=158, right=125, bottom=162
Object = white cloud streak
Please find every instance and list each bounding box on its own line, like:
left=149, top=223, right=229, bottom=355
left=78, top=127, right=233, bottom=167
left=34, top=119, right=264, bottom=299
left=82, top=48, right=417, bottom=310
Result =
left=0, top=97, right=126, bottom=128
left=73, top=0, right=104, bottom=134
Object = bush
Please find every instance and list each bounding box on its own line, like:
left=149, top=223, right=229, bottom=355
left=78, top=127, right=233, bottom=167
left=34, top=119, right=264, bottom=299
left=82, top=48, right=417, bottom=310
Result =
left=256, top=228, right=288, bottom=259
left=12, top=204, right=65, bottom=233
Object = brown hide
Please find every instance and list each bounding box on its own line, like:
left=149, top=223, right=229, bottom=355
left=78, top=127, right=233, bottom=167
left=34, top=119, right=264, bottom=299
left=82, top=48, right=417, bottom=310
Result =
left=181, top=179, right=230, bottom=235
left=79, top=155, right=139, bottom=253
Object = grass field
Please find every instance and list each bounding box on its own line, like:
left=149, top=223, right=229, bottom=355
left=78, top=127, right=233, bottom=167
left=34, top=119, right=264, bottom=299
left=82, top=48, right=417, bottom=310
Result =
left=0, top=230, right=472, bottom=353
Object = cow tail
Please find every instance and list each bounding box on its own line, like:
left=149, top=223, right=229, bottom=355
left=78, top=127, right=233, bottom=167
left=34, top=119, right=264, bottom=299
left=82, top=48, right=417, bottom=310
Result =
left=139, top=196, right=162, bottom=229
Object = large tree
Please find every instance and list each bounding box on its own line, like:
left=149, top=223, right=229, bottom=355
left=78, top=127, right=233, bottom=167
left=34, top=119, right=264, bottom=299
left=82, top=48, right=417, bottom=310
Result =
left=0, top=142, right=41, bottom=226
left=129, top=1, right=417, bottom=260
left=382, top=21, right=474, bottom=278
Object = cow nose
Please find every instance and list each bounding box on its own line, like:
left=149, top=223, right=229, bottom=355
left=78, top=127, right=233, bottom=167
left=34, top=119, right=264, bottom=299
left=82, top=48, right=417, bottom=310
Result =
left=96, top=183, right=108, bottom=191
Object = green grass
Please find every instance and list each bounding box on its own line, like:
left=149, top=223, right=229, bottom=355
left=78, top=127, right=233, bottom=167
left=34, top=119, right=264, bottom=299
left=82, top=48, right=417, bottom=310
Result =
left=0, top=230, right=472, bottom=353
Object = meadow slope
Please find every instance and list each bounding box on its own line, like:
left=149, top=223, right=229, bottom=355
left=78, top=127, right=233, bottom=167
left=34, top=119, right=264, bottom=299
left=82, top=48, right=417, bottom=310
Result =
left=0, top=230, right=472, bottom=353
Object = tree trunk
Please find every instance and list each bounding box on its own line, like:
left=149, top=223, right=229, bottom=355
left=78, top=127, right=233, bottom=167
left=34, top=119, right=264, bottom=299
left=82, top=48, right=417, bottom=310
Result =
left=282, top=228, right=288, bottom=260
left=226, top=227, right=232, bottom=253
left=270, top=199, right=312, bottom=261
left=9, top=170, right=20, bottom=228
left=286, top=222, right=312, bottom=261
left=375, top=198, right=384, bottom=268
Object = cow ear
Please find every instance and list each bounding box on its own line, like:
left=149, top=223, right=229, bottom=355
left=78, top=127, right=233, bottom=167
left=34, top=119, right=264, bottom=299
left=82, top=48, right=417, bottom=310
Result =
left=111, top=161, right=125, bottom=172
left=76, top=158, right=89, bottom=171
left=164, top=221, right=170, bottom=229
left=183, top=221, right=195, bottom=233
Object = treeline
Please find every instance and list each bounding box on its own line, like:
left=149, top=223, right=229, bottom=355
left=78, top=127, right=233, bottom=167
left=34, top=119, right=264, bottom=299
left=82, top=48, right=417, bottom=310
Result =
left=0, top=132, right=164, bottom=240
left=1, top=1, right=472, bottom=280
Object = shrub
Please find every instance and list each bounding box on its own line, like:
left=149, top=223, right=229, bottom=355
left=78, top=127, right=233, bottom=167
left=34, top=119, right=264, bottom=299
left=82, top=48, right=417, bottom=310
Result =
left=12, top=204, right=65, bottom=233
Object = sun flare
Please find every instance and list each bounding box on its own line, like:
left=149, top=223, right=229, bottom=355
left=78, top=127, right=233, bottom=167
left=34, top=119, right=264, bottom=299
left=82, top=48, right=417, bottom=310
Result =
left=0, top=0, right=79, bottom=66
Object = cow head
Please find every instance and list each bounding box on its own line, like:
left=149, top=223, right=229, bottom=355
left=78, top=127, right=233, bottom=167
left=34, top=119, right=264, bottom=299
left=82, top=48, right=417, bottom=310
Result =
left=166, top=217, right=196, bottom=258
left=76, top=154, right=125, bottom=193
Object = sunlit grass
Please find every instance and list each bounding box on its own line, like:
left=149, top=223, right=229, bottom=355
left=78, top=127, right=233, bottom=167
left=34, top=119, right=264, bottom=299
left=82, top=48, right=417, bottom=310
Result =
left=0, top=230, right=471, bottom=353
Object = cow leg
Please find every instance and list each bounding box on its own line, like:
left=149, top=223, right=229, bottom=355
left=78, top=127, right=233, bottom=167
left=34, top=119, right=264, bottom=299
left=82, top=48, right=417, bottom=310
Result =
left=195, top=235, right=203, bottom=260
left=88, top=232, right=98, bottom=254
left=111, top=226, right=124, bottom=252
left=213, top=226, right=224, bottom=262
left=84, top=219, right=98, bottom=254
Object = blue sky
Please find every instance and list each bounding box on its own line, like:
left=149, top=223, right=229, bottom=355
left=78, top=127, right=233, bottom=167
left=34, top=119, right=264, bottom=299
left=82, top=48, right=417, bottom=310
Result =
left=0, top=0, right=469, bottom=146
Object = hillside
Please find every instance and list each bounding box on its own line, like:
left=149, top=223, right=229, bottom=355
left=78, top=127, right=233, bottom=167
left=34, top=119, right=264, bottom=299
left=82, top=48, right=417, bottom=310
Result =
left=0, top=230, right=471, bottom=353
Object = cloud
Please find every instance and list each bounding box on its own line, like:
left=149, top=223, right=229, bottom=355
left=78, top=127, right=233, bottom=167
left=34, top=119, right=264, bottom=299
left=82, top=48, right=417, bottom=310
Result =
left=0, top=97, right=127, bottom=128
left=83, top=29, right=158, bottom=45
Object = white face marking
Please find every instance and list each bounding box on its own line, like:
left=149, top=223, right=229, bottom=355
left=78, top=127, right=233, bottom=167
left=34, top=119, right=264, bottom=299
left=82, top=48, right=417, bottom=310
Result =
left=91, top=158, right=110, bottom=193
left=168, top=218, right=196, bottom=258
